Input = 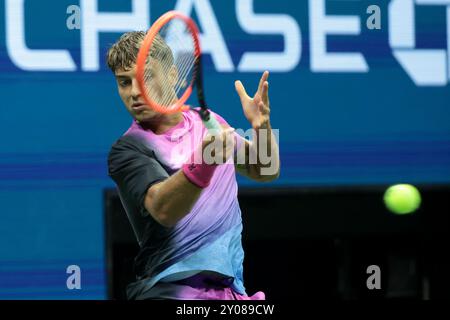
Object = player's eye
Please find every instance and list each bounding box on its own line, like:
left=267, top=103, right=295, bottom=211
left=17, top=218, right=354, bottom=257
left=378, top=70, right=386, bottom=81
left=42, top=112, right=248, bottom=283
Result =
left=118, top=79, right=131, bottom=87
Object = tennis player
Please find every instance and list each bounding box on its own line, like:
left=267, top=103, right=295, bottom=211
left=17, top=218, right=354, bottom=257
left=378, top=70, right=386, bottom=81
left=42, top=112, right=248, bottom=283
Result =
left=107, top=31, right=280, bottom=300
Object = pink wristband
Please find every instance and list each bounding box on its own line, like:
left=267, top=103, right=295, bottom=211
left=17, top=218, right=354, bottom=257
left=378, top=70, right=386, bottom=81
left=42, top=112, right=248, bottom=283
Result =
left=182, top=161, right=217, bottom=188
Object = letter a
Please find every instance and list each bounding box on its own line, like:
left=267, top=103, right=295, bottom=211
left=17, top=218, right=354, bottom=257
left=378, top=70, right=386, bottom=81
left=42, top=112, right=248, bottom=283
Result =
left=66, top=5, right=81, bottom=30
left=366, top=5, right=381, bottom=30
left=66, top=265, right=81, bottom=290
left=366, top=265, right=381, bottom=290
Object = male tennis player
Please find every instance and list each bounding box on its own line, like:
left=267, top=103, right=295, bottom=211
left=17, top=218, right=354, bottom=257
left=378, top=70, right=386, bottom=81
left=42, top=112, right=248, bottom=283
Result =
left=107, top=31, right=280, bottom=300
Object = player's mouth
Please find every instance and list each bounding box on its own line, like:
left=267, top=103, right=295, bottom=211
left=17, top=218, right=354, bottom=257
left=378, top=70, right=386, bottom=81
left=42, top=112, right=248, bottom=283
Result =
left=131, top=102, right=148, bottom=112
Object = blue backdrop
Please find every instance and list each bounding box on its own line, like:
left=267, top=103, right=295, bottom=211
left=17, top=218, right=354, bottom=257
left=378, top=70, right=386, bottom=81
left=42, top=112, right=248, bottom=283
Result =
left=0, top=0, right=449, bottom=299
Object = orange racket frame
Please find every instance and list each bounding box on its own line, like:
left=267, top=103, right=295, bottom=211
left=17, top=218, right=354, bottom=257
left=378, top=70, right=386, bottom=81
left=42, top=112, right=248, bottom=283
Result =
left=136, top=11, right=201, bottom=114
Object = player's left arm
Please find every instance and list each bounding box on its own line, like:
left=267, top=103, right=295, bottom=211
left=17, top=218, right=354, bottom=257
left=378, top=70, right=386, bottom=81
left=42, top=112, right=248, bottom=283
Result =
left=234, top=71, right=280, bottom=182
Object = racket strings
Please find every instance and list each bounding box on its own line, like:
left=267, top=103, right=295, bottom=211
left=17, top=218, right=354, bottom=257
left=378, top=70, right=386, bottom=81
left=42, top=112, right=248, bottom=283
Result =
left=144, top=20, right=196, bottom=111
left=165, top=23, right=195, bottom=97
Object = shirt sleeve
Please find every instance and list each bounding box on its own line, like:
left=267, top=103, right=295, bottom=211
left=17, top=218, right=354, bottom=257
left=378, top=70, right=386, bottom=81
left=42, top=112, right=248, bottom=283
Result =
left=108, top=135, right=169, bottom=217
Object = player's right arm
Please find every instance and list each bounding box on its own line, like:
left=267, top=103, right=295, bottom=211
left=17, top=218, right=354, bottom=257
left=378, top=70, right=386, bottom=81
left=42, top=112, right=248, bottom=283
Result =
left=145, top=127, right=235, bottom=227
left=109, top=128, right=235, bottom=228
left=144, top=170, right=202, bottom=227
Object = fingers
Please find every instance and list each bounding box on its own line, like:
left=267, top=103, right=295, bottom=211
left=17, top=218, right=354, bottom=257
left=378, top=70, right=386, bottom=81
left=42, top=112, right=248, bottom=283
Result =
left=236, top=72, right=270, bottom=126
left=234, top=80, right=249, bottom=104
left=258, top=101, right=270, bottom=116
left=202, top=128, right=236, bottom=164
left=261, top=81, right=269, bottom=105
left=257, top=71, right=269, bottom=95
left=236, top=71, right=270, bottom=105
left=224, top=127, right=236, bottom=134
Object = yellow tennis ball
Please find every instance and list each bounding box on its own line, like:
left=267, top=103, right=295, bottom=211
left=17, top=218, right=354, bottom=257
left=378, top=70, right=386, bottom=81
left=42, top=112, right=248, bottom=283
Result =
left=383, top=184, right=421, bottom=215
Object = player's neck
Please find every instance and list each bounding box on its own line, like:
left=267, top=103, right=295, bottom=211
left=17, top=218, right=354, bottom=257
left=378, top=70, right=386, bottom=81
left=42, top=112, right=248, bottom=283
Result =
left=138, top=113, right=183, bottom=135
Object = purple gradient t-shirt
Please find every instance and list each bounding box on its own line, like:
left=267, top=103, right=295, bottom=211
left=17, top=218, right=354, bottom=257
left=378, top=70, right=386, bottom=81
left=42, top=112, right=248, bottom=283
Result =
left=108, top=109, right=246, bottom=299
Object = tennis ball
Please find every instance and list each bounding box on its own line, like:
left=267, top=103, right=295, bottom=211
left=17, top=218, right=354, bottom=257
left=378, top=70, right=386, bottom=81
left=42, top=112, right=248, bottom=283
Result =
left=383, top=184, right=421, bottom=215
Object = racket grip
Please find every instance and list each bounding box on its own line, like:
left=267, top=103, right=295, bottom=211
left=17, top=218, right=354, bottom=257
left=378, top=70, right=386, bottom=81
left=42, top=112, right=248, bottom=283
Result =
left=202, top=114, right=222, bottom=132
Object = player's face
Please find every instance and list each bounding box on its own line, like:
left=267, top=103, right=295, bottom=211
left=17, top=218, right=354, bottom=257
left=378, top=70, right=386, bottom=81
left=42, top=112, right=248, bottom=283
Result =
left=115, top=62, right=177, bottom=122
left=145, top=59, right=175, bottom=106
left=115, top=64, right=159, bottom=122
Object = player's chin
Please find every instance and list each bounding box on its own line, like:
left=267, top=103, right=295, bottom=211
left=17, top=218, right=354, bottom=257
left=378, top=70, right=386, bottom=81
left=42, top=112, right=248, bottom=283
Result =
left=134, top=109, right=157, bottom=122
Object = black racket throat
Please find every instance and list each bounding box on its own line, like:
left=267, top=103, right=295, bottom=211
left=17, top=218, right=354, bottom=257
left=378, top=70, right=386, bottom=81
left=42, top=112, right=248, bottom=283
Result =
left=197, top=107, right=212, bottom=122
left=194, top=54, right=210, bottom=122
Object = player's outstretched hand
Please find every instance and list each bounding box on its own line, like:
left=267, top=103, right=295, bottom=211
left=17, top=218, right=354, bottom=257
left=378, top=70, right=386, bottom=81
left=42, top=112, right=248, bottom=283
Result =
left=235, top=71, right=271, bottom=130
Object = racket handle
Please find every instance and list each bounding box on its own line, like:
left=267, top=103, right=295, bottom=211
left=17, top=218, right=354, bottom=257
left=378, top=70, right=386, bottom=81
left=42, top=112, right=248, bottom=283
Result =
left=202, top=113, right=222, bottom=132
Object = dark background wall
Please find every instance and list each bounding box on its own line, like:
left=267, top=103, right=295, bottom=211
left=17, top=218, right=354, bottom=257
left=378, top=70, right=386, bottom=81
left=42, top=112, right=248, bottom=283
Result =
left=104, top=186, right=450, bottom=300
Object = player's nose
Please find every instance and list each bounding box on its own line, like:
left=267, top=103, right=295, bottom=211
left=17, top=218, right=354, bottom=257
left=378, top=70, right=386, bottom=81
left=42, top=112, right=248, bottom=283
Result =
left=131, top=78, right=142, bottom=98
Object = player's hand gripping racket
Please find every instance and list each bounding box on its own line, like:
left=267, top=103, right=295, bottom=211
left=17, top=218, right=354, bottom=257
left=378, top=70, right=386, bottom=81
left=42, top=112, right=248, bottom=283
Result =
left=136, top=11, right=222, bottom=132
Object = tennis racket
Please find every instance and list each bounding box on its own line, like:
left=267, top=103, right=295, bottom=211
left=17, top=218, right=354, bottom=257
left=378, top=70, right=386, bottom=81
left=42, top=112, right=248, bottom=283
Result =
left=136, top=10, right=222, bottom=132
